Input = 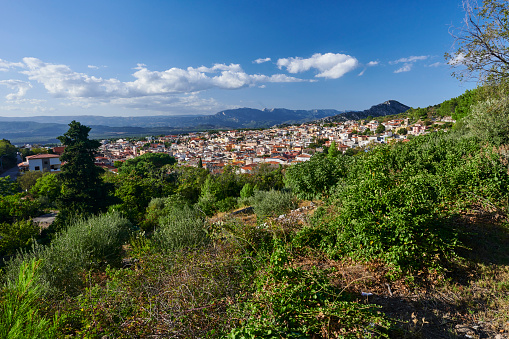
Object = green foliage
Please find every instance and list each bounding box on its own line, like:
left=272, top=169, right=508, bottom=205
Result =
left=249, top=190, right=298, bottom=220
left=4, top=212, right=133, bottom=295
left=152, top=201, right=208, bottom=252
left=239, top=182, right=255, bottom=199
left=0, top=219, right=39, bottom=256
left=0, top=258, right=62, bottom=338
left=119, top=152, right=176, bottom=177
left=198, top=167, right=247, bottom=216
left=249, top=163, right=284, bottom=191
left=16, top=171, right=44, bottom=192
left=375, top=123, right=386, bottom=134
left=0, top=139, right=18, bottom=171
left=464, top=96, right=509, bottom=145
left=108, top=175, right=165, bottom=224
left=0, top=193, right=40, bottom=224
left=142, top=194, right=190, bottom=231
left=172, top=165, right=209, bottom=203
left=327, top=140, right=340, bottom=158
left=290, top=132, right=509, bottom=275
left=30, top=173, right=61, bottom=206
left=284, top=153, right=350, bottom=200
left=0, top=177, right=19, bottom=197
left=397, top=127, right=408, bottom=135
left=57, top=121, right=112, bottom=220
left=229, top=242, right=391, bottom=338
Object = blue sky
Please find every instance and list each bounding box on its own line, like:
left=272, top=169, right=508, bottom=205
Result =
left=0, top=0, right=474, bottom=117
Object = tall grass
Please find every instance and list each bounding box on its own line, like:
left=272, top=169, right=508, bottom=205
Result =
left=0, top=258, right=62, bottom=338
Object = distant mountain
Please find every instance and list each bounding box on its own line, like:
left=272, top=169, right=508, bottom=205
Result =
left=0, top=100, right=410, bottom=144
left=0, top=108, right=339, bottom=129
left=316, top=100, right=410, bottom=123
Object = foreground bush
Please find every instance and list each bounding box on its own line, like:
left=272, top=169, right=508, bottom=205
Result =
left=229, top=242, right=391, bottom=338
left=4, top=212, right=133, bottom=294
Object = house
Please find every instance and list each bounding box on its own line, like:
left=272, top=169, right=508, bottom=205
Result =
left=25, top=154, right=61, bottom=172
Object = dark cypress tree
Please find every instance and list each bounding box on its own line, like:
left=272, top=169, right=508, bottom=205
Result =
left=56, top=121, right=111, bottom=222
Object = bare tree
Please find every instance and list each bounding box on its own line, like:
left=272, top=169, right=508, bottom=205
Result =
left=447, top=0, right=509, bottom=83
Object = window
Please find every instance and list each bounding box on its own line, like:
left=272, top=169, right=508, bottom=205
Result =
left=34, top=166, right=40, bottom=171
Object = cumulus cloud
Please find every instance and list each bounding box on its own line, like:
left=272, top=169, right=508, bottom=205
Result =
left=19, top=58, right=306, bottom=100
left=254, top=57, right=271, bottom=64
left=0, top=79, right=32, bottom=100
left=277, top=53, right=359, bottom=79
left=88, top=65, right=99, bottom=69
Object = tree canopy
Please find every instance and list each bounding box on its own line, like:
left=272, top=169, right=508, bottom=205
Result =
left=448, top=0, right=509, bottom=83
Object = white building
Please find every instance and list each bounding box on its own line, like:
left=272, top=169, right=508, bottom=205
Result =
left=25, top=154, right=61, bottom=172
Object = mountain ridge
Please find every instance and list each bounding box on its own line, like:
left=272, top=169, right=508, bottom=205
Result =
left=0, top=100, right=411, bottom=144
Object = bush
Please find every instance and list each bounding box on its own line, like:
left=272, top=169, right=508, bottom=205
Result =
left=152, top=203, right=207, bottom=252
left=250, top=190, right=298, bottom=220
left=0, top=219, right=39, bottom=256
left=229, top=242, right=391, bottom=338
left=4, top=212, right=133, bottom=295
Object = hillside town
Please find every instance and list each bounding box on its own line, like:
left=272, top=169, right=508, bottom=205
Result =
left=17, top=117, right=454, bottom=174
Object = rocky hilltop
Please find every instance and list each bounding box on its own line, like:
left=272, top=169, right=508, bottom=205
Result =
left=316, top=100, right=410, bottom=123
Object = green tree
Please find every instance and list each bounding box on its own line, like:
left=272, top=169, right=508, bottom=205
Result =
left=375, top=123, right=386, bottom=134
left=17, top=171, right=44, bottom=192
left=30, top=173, right=62, bottom=204
left=119, top=152, right=176, bottom=178
left=56, top=121, right=111, bottom=219
left=397, top=127, right=408, bottom=135
left=0, top=139, right=18, bottom=172
left=448, top=0, right=509, bottom=83
left=0, top=177, right=19, bottom=196
left=327, top=141, right=340, bottom=158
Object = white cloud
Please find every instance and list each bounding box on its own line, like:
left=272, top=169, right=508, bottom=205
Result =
left=19, top=58, right=306, bottom=100
left=427, top=62, right=442, bottom=67
left=367, top=61, right=379, bottom=66
left=390, top=55, right=429, bottom=64
left=448, top=53, right=466, bottom=65
left=0, top=79, right=32, bottom=100
left=0, top=59, right=24, bottom=72
left=277, top=53, right=359, bottom=79
left=394, top=64, right=412, bottom=73
left=254, top=57, right=271, bottom=64
left=88, top=65, right=99, bottom=69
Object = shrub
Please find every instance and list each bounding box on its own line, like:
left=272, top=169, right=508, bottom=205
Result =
left=229, top=242, right=391, bottom=338
left=250, top=190, right=298, bottom=220
left=152, top=203, right=207, bottom=252
left=3, top=212, right=133, bottom=295
left=0, top=219, right=39, bottom=256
